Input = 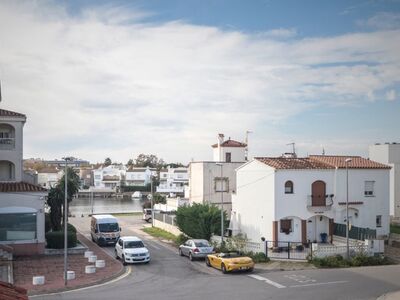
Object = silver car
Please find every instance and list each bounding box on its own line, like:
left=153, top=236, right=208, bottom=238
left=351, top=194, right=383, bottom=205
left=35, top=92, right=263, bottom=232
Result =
left=179, top=239, right=214, bottom=261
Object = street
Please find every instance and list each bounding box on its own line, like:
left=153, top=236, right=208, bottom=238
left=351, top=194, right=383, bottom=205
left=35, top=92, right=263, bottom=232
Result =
left=31, top=215, right=400, bottom=300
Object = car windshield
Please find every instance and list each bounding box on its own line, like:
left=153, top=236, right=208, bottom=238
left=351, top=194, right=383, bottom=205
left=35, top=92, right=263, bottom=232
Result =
left=195, top=241, right=210, bottom=247
left=124, top=241, right=144, bottom=248
left=98, top=223, right=119, bottom=233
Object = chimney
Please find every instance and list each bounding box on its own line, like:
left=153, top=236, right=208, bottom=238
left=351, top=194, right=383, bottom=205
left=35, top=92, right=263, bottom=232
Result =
left=218, top=133, right=224, bottom=162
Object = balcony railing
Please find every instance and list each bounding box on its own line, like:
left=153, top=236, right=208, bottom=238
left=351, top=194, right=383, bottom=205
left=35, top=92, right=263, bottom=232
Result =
left=307, top=195, right=334, bottom=212
left=0, top=138, right=15, bottom=150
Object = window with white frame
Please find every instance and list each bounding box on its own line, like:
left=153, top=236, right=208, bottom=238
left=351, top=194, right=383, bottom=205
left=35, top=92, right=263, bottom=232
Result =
left=376, top=215, right=382, bottom=227
left=364, top=181, right=375, bottom=196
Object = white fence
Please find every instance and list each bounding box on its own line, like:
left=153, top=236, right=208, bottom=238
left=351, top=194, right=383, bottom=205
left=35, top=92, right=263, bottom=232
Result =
left=312, top=240, right=384, bottom=258
left=210, top=235, right=264, bottom=254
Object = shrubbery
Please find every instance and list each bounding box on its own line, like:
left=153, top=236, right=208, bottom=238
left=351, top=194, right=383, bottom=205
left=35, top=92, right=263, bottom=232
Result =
left=247, top=252, right=270, bottom=263
left=175, top=233, right=189, bottom=246
left=310, top=254, right=390, bottom=268
left=45, top=231, right=77, bottom=249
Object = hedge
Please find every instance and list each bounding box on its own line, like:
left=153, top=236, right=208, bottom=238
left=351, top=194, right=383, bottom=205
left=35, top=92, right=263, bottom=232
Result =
left=45, top=231, right=77, bottom=249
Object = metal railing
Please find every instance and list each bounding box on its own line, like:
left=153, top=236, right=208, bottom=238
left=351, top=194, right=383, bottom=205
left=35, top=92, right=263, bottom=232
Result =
left=265, top=241, right=312, bottom=260
left=307, top=195, right=334, bottom=211
left=0, top=138, right=15, bottom=150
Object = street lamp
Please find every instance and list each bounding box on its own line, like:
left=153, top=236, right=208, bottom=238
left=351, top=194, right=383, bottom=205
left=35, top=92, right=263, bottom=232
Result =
left=345, top=158, right=352, bottom=259
left=150, top=175, right=154, bottom=227
left=215, top=163, right=224, bottom=245
left=62, top=156, right=74, bottom=286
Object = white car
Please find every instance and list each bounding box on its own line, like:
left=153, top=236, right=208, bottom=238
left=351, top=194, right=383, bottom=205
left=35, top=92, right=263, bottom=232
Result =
left=115, top=236, right=150, bottom=265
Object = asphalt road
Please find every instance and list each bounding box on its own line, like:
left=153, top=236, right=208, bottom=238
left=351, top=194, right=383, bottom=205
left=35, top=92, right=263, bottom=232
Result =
left=31, top=215, right=400, bottom=300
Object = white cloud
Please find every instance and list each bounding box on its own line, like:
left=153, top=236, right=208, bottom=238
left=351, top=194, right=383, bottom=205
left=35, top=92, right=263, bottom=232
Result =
left=386, top=89, right=396, bottom=101
left=0, top=1, right=399, bottom=163
left=357, top=12, right=400, bottom=30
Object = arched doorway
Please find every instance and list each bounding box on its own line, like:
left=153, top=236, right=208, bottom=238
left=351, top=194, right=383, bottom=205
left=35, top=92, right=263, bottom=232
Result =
left=0, top=160, right=15, bottom=181
left=311, top=180, right=326, bottom=206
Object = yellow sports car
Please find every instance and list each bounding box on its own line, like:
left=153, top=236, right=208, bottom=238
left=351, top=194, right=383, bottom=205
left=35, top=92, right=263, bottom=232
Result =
left=206, top=252, right=255, bottom=274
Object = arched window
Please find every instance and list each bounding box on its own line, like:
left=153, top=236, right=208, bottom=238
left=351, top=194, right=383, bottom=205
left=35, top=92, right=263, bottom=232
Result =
left=285, top=181, right=293, bottom=194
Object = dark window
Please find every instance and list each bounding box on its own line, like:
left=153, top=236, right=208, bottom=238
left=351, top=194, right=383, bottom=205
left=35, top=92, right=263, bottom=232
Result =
left=226, top=152, right=231, bottom=162
left=376, top=215, right=382, bottom=227
left=285, top=181, right=294, bottom=194
left=280, top=219, right=292, bottom=234
left=98, top=223, right=119, bottom=232
left=124, top=241, right=144, bottom=248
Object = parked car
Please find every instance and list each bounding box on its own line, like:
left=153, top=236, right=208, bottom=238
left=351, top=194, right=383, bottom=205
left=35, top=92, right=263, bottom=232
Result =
left=115, top=236, right=150, bottom=265
left=90, top=214, right=121, bottom=246
left=179, top=239, right=214, bottom=261
left=131, top=191, right=142, bottom=199
left=206, top=252, right=254, bottom=274
left=143, top=208, right=152, bottom=222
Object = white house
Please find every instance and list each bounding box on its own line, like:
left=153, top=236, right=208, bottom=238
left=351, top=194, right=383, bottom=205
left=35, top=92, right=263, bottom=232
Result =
left=230, top=155, right=390, bottom=245
left=157, top=167, right=188, bottom=194
left=189, top=134, right=246, bottom=213
left=0, top=108, right=47, bottom=255
left=125, top=167, right=157, bottom=187
left=369, top=143, right=400, bottom=220
left=93, top=164, right=126, bottom=190
left=37, top=167, right=62, bottom=189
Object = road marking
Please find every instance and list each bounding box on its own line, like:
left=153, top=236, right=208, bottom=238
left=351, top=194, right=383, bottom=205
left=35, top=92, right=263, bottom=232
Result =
left=248, top=274, right=286, bottom=289
left=30, top=266, right=132, bottom=298
left=290, top=281, right=348, bottom=288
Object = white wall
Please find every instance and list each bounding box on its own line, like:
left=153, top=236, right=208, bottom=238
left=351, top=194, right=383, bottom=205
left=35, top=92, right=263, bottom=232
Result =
left=231, top=160, right=275, bottom=243
left=213, top=146, right=245, bottom=162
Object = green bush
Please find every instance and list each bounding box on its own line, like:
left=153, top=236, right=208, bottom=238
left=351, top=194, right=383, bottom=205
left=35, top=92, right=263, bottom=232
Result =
left=249, top=252, right=270, bottom=263
left=175, top=233, right=189, bottom=246
left=45, top=231, right=77, bottom=249
left=67, top=223, right=77, bottom=233
left=351, top=254, right=390, bottom=266
left=311, top=255, right=349, bottom=268
left=311, top=254, right=391, bottom=268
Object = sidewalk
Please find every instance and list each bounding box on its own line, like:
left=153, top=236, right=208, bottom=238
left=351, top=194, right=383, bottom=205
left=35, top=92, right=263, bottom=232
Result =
left=255, top=260, right=316, bottom=272
left=377, top=290, right=400, bottom=300
left=13, top=233, right=124, bottom=295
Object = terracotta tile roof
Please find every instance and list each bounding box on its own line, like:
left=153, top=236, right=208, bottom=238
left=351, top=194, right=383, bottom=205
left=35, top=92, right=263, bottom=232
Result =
left=0, top=281, right=28, bottom=300
left=211, top=139, right=247, bottom=148
left=309, top=155, right=391, bottom=169
left=37, top=167, right=60, bottom=174
left=255, top=157, right=333, bottom=170
left=0, top=182, right=47, bottom=192
left=0, top=109, right=26, bottom=118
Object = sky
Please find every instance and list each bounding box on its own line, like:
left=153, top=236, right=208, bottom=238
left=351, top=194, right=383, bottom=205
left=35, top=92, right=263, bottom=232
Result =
left=0, top=0, right=399, bottom=164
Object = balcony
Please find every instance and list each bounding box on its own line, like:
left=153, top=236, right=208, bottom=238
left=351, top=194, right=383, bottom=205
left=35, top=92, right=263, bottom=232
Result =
left=0, top=138, right=15, bottom=150
left=307, top=194, right=334, bottom=213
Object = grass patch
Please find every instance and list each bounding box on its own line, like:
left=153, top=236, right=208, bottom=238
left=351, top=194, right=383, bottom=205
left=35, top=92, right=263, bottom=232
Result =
left=109, top=212, right=143, bottom=217
left=142, top=227, right=178, bottom=242
left=390, top=224, right=400, bottom=234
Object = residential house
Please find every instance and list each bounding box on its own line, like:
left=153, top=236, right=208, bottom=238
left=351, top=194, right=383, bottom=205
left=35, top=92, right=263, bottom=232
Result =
left=79, top=167, right=94, bottom=188
left=37, top=167, right=61, bottom=189
left=189, top=134, right=246, bottom=213
left=369, top=143, right=400, bottom=220
left=93, top=164, right=125, bottom=190
left=125, top=167, right=157, bottom=187
left=157, top=167, right=188, bottom=195
left=230, top=155, right=390, bottom=245
left=0, top=108, right=47, bottom=255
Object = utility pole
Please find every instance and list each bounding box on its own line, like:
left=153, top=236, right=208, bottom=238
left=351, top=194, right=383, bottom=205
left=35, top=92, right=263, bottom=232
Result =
left=216, top=163, right=224, bottom=245
left=345, top=158, right=352, bottom=259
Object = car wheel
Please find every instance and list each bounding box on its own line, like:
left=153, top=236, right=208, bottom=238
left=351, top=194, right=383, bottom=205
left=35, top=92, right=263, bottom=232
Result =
left=122, top=255, right=127, bottom=266
left=247, top=267, right=254, bottom=272
left=91, top=235, right=95, bottom=242
left=206, top=257, right=211, bottom=267
left=115, top=249, right=119, bottom=259
left=179, top=249, right=184, bottom=257
left=189, top=253, right=194, bottom=261
left=221, top=263, right=227, bottom=274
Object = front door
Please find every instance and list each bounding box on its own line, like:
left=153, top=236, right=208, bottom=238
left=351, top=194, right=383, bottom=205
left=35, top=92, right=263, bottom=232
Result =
left=311, top=181, right=326, bottom=206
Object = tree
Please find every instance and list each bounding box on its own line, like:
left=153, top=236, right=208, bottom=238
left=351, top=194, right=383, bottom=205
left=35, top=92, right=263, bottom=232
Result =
left=46, top=167, right=80, bottom=231
left=175, top=203, right=228, bottom=240
left=133, top=154, right=165, bottom=169
left=104, top=157, right=112, bottom=166
left=126, top=159, right=134, bottom=167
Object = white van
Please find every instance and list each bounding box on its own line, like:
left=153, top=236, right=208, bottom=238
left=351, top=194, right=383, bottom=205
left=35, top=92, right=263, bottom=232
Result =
left=91, top=214, right=121, bottom=246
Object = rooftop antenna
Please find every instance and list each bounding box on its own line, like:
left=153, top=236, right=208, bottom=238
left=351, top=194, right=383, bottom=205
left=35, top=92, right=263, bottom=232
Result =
left=245, top=130, right=252, bottom=161
left=322, top=147, right=325, bottom=155
left=286, top=142, right=296, bottom=158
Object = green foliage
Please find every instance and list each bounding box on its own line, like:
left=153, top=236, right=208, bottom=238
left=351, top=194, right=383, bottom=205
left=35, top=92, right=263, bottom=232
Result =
left=390, top=224, right=400, bottom=234
left=224, top=233, right=249, bottom=253
left=247, top=252, right=270, bottom=263
left=153, top=193, right=166, bottom=204
left=67, top=223, right=77, bottom=233
left=133, top=154, right=165, bottom=169
left=310, top=254, right=391, bottom=268
left=175, top=203, right=228, bottom=240
left=104, top=157, right=112, bottom=166
left=46, top=167, right=80, bottom=231
left=142, top=227, right=177, bottom=241
left=45, top=213, right=51, bottom=233
left=175, top=233, right=189, bottom=246
left=45, top=231, right=77, bottom=249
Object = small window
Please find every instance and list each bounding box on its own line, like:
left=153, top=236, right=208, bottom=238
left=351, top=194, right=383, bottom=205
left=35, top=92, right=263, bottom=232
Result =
left=365, top=181, right=375, bottom=196
left=376, top=215, right=382, bottom=227
left=280, top=219, right=292, bottom=234
left=226, top=152, right=232, bottom=162
left=285, top=181, right=294, bottom=194
left=215, top=177, right=228, bottom=192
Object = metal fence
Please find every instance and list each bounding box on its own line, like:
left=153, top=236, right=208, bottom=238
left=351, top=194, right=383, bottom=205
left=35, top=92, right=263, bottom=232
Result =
left=334, top=223, right=376, bottom=240
left=265, top=241, right=312, bottom=260
left=153, top=212, right=176, bottom=226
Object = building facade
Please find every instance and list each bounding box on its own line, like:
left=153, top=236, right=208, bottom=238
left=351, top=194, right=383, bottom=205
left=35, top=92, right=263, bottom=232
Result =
left=231, top=155, right=390, bottom=244
left=125, top=167, right=157, bottom=187
left=157, top=167, right=188, bottom=194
